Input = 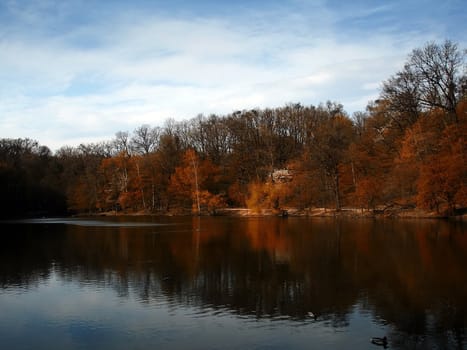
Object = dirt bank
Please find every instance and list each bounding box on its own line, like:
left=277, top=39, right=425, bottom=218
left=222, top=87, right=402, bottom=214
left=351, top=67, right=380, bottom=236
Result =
left=85, top=206, right=466, bottom=220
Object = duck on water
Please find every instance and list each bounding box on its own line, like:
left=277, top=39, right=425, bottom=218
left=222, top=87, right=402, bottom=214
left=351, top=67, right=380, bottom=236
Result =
left=371, top=336, right=388, bottom=347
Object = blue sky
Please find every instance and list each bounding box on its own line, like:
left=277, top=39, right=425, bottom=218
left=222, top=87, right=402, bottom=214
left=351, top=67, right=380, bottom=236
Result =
left=1, top=0, right=466, bottom=150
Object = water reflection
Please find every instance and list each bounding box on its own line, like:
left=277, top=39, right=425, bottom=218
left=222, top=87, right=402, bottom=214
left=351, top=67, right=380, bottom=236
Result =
left=0, top=217, right=466, bottom=349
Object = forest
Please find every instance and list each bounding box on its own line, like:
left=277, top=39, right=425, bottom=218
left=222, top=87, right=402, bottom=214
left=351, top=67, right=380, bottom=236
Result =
left=0, top=40, right=466, bottom=218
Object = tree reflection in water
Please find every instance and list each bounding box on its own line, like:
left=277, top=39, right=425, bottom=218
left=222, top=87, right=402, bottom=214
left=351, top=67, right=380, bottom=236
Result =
left=0, top=217, right=466, bottom=349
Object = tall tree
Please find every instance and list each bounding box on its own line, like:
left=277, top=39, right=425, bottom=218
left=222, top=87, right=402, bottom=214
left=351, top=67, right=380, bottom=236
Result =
left=383, top=40, right=466, bottom=124
left=308, top=109, right=355, bottom=210
left=168, top=149, right=224, bottom=214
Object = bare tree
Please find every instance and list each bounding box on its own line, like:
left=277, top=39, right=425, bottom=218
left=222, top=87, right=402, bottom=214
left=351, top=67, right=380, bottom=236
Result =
left=383, top=40, right=466, bottom=124
left=113, top=131, right=131, bottom=156
left=131, top=124, right=161, bottom=155
left=382, top=68, right=421, bottom=128
left=409, top=41, right=464, bottom=116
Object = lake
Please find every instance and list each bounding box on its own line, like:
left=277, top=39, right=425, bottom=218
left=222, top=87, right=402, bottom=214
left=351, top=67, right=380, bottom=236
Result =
left=0, top=216, right=466, bottom=349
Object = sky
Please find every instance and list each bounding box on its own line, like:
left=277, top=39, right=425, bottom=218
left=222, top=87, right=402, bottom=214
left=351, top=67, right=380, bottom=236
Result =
left=1, top=0, right=466, bottom=151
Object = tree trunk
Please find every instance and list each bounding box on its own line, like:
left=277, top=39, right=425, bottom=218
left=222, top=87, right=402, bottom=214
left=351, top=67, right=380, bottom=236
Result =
left=135, top=162, right=146, bottom=210
left=334, top=169, right=341, bottom=211
left=190, top=152, right=201, bottom=215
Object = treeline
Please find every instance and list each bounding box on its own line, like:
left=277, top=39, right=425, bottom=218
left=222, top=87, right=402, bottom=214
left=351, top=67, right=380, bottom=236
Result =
left=0, top=138, right=67, bottom=217
left=1, top=40, right=466, bottom=217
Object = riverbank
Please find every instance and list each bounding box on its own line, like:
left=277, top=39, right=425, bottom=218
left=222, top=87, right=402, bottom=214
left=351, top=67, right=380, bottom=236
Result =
left=216, top=207, right=463, bottom=219
left=91, top=206, right=467, bottom=220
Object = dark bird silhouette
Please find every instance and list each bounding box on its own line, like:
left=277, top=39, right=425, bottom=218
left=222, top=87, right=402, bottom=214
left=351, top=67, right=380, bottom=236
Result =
left=371, top=336, right=388, bottom=348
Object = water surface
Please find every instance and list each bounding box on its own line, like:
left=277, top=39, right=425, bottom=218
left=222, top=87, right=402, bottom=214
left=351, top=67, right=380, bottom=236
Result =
left=1, top=216, right=466, bottom=349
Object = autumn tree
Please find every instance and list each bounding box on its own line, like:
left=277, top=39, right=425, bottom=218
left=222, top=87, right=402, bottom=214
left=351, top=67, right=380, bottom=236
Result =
left=186, top=114, right=231, bottom=165
left=416, top=108, right=467, bottom=213
left=224, top=110, right=268, bottom=204
left=348, top=100, right=409, bottom=207
left=5, top=40, right=464, bottom=217
left=168, top=149, right=225, bottom=214
left=307, top=105, right=355, bottom=210
left=99, top=153, right=153, bottom=212
left=245, top=175, right=292, bottom=213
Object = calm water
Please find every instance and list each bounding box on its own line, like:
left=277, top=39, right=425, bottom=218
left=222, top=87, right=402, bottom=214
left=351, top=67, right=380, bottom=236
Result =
left=0, top=216, right=466, bottom=349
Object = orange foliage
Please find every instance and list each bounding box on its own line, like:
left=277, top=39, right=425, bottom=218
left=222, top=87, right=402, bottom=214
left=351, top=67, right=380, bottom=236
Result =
left=227, top=181, right=248, bottom=207
left=97, top=152, right=149, bottom=212
left=353, top=177, right=382, bottom=210
left=197, top=190, right=226, bottom=214
left=168, top=149, right=226, bottom=214
left=68, top=179, right=93, bottom=212
left=54, top=72, right=467, bottom=216
left=416, top=122, right=467, bottom=213
left=245, top=182, right=269, bottom=212
left=246, top=180, right=291, bottom=213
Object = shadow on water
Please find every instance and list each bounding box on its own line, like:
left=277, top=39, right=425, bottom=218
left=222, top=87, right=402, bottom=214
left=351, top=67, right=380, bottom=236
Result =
left=0, top=216, right=466, bottom=349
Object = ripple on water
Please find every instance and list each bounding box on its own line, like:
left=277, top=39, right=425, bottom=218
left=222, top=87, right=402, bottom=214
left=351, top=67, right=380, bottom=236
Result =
left=5, top=217, right=178, bottom=228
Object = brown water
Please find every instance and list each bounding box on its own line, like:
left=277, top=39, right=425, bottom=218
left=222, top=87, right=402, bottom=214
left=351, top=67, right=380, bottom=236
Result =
left=0, top=216, right=466, bottom=349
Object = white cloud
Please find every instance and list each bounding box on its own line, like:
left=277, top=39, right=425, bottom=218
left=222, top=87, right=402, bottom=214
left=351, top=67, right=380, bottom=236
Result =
left=0, top=0, right=464, bottom=150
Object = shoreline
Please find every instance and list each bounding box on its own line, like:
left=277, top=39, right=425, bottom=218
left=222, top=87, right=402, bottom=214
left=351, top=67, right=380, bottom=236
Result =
left=85, top=207, right=467, bottom=220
